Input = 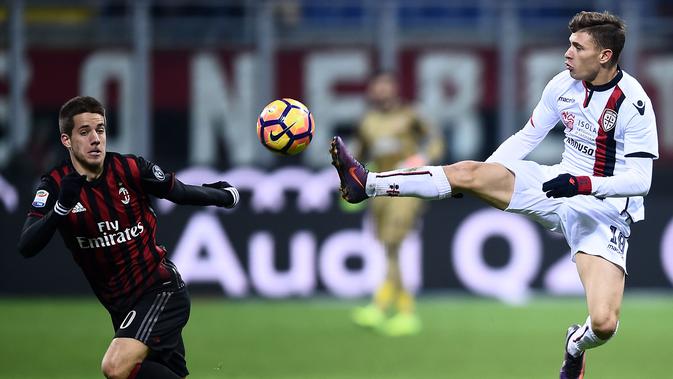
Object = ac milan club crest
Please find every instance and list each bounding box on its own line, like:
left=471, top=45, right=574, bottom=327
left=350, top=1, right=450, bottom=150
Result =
left=119, top=186, right=131, bottom=205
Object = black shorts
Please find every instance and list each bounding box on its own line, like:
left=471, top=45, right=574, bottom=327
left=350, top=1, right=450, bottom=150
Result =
left=112, top=286, right=191, bottom=377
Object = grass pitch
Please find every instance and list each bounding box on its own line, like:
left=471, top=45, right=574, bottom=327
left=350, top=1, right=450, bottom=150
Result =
left=1, top=294, right=672, bottom=379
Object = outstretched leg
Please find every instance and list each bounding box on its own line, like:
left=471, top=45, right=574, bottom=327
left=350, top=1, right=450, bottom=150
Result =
left=330, top=136, right=515, bottom=209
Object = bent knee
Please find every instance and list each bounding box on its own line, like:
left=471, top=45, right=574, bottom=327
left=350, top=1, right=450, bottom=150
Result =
left=591, top=315, right=619, bottom=339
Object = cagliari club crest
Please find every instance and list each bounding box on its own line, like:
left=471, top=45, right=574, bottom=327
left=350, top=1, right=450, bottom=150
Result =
left=600, top=109, right=618, bottom=132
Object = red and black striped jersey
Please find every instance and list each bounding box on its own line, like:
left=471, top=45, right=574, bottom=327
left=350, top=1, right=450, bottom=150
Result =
left=28, top=152, right=181, bottom=314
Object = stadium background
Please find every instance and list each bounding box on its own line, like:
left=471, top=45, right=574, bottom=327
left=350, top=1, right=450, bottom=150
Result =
left=1, top=1, right=672, bottom=378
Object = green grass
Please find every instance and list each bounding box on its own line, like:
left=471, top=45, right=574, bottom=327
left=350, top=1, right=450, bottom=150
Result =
left=1, top=295, right=672, bottom=379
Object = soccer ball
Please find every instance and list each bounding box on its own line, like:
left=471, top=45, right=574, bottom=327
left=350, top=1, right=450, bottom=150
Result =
left=257, top=98, right=315, bottom=155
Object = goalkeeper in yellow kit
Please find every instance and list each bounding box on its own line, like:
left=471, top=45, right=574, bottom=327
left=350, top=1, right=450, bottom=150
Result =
left=350, top=71, right=444, bottom=336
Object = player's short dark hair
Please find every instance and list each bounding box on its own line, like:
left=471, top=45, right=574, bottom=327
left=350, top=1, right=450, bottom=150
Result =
left=58, top=96, right=106, bottom=136
left=569, top=11, right=626, bottom=66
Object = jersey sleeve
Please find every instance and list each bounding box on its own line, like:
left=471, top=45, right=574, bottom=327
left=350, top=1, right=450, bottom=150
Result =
left=591, top=157, right=652, bottom=197
left=529, top=77, right=562, bottom=131
left=19, top=176, right=61, bottom=258
left=623, top=97, right=659, bottom=159
left=136, top=156, right=175, bottom=198
left=28, top=176, right=58, bottom=218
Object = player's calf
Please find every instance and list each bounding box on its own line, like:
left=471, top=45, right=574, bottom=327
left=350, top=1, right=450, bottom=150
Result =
left=443, top=161, right=482, bottom=191
left=444, top=161, right=514, bottom=210
left=102, top=359, right=139, bottom=379
left=368, top=165, right=452, bottom=199
left=128, top=360, right=182, bottom=379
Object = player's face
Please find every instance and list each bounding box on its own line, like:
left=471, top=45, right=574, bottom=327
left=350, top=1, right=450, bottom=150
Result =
left=368, top=74, right=399, bottom=110
left=61, top=112, right=107, bottom=174
left=564, top=31, right=605, bottom=83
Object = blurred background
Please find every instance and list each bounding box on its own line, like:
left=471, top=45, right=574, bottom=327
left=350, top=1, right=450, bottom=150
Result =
left=1, top=1, right=672, bottom=378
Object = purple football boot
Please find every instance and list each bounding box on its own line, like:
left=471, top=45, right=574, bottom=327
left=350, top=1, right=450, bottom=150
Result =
left=329, top=136, right=369, bottom=204
left=560, top=324, right=586, bottom=379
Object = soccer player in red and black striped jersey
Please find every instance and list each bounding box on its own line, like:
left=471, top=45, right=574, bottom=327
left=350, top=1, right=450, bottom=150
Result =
left=18, top=96, right=240, bottom=379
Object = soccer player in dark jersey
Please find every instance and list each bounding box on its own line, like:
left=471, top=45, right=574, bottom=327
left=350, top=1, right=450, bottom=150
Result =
left=18, top=96, right=240, bottom=379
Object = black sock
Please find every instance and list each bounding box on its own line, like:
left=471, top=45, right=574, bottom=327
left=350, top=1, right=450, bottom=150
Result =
left=129, top=360, right=180, bottom=379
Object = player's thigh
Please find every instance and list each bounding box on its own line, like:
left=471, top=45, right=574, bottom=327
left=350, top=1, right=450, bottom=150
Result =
left=444, top=161, right=514, bottom=210
left=576, top=252, right=625, bottom=324
left=101, top=337, right=149, bottom=378
left=113, top=287, right=191, bottom=377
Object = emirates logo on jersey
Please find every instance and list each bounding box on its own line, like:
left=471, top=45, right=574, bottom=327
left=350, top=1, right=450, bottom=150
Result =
left=119, top=186, right=131, bottom=205
left=600, top=109, right=618, bottom=132
left=76, top=220, right=145, bottom=249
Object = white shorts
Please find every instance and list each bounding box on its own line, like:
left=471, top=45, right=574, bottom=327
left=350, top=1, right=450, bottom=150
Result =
left=497, top=160, right=631, bottom=273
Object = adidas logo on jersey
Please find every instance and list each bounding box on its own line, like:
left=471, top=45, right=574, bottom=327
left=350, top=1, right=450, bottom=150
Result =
left=72, top=202, right=87, bottom=213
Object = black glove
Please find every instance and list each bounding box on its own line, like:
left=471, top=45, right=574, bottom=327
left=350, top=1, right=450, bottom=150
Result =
left=202, top=181, right=239, bottom=208
left=55, top=173, right=87, bottom=214
left=542, top=173, right=592, bottom=198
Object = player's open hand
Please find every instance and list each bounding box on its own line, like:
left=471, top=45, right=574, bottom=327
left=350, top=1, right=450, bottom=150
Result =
left=202, top=181, right=240, bottom=209
left=542, top=173, right=592, bottom=198
left=57, top=172, right=87, bottom=212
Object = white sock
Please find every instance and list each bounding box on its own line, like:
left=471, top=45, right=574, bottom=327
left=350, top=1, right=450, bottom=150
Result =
left=365, top=166, right=452, bottom=199
left=566, top=316, right=613, bottom=357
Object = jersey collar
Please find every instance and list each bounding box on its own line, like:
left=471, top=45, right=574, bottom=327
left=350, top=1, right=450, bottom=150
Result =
left=583, top=66, right=623, bottom=92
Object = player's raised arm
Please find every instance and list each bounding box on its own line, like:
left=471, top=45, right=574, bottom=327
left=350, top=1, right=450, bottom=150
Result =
left=164, top=179, right=239, bottom=208
left=136, top=155, right=239, bottom=208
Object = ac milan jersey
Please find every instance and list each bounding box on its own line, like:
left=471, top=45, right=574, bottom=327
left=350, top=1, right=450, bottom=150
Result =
left=28, top=152, right=180, bottom=314
left=526, top=69, right=658, bottom=222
